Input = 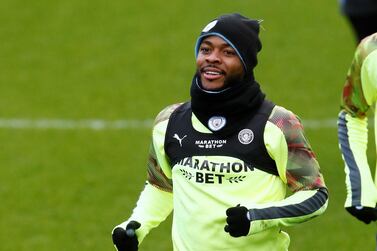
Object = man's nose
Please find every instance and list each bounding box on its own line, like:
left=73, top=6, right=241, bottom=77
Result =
left=206, top=50, right=221, bottom=63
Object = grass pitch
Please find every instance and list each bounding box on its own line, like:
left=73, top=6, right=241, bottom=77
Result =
left=1, top=0, right=375, bottom=250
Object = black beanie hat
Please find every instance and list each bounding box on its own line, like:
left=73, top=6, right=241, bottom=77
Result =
left=195, top=13, right=262, bottom=78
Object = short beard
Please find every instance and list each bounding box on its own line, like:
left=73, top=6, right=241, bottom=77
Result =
left=195, top=70, right=246, bottom=91
left=224, top=74, right=244, bottom=87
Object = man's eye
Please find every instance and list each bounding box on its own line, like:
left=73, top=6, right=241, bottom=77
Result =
left=200, top=47, right=210, bottom=53
left=224, top=50, right=236, bottom=56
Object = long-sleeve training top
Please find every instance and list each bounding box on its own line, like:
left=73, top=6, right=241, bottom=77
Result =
left=338, top=33, right=377, bottom=209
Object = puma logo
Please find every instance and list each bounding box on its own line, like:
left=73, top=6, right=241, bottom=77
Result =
left=173, top=134, right=187, bottom=147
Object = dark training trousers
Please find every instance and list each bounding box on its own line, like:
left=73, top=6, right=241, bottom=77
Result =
left=347, top=13, right=377, bottom=42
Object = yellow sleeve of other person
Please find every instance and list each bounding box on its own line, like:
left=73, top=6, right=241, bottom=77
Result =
left=338, top=33, right=377, bottom=223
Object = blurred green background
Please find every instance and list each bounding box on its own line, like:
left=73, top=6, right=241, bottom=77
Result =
left=1, top=0, right=376, bottom=250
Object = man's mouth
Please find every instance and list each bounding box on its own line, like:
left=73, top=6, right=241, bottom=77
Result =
left=201, top=67, right=225, bottom=80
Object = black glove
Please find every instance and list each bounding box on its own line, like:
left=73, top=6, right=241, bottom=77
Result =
left=346, top=205, right=377, bottom=224
left=112, top=221, right=141, bottom=251
left=224, top=205, right=250, bottom=237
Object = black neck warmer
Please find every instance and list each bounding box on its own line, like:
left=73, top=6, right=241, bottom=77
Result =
left=190, top=74, right=265, bottom=135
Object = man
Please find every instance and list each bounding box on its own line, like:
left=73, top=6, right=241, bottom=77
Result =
left=338, top=32, right=377, bottom=223
left=112, top=13, right=328, bottom=251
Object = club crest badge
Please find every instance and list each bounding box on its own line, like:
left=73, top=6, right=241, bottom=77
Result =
left=208, top=116, right=226, bottom=131
left=238, top=129, right=254, bottom=145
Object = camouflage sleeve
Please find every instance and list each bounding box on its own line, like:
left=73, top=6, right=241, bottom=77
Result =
left=341, top=33, right=377, bottom=117
left=113, top=105, right=182, bottom=243
left=246, top=106, right=328, bottom=235
left=147, top=103, right=182, bottom=193
left=268, top=106, right=326, bottom=192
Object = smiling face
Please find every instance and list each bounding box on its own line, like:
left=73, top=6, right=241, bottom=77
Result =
left=196, top=36, right=245, bottom=91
